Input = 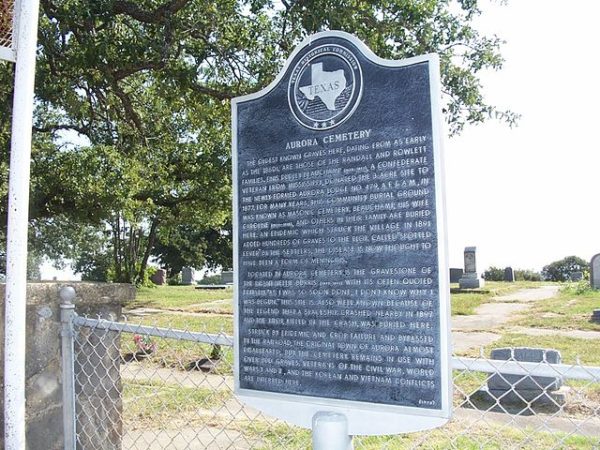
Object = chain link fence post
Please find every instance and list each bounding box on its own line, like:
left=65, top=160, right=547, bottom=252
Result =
left=59, top=286, right=77, bottom=450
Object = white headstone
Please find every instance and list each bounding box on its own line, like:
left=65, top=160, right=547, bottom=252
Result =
left=591, top=254, right=600, bottom=289
left=181, top=267, right=195, bottom=285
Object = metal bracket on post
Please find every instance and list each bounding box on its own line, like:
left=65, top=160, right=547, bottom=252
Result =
left=59, top=286, right=77, bottom=450
left=312, top=411, right=353, bottom=450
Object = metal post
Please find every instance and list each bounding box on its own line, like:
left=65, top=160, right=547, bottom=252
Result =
left=59, top=287, right=77, bottom=450
left=4, top=0, right=41, bottom=448
left=312, top=411, right=353, bottom=450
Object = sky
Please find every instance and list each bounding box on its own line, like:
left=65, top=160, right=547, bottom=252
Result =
left=41, top=0, right=600, bottom=279
left=444, top=0, right=600, bottom=272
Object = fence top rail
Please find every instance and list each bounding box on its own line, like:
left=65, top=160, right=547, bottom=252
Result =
left=72, top=316, right=600, bottom=382
left=72, top=316, right=234, bottom=347
left=453, top=356, right=600, bottom=382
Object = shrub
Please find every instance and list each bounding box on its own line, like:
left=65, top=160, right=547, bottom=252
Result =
left=514, top=269, right=542, bottom=282
left=483, top=266, right=504, bottom=281
left=198, top=274, right=222, bottom=285
left=561, top=280, right=593, bottom=295
left=167, top=273, right=182, bottom=285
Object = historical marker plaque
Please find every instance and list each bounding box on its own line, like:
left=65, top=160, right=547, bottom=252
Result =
left=233, top=31, right=451, bottom=434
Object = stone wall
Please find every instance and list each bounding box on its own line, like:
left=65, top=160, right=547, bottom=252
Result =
left=0, top=282, right=135, bottom=450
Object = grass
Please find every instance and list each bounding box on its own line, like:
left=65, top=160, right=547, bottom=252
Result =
left=510, top=284, right=600, bottom=331
left=450, top=281, right=545, bottom=316
left=246, top=419, right=599, bottom=450
left=123, top=312, right=234, bottom=335
left=459, top=332, right=600, bottom=366
left=133, top=281, right=547, bottom=318
left=123, top=379, right=231, bottom=427
left=131, top=285, right=233, bottom=313
left=120, top=313, right=234, bottom=373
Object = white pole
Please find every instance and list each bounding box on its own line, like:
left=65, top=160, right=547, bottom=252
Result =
left=312, top=411, right=353, bottom=450
left=4, top=0, right=40, bottom=448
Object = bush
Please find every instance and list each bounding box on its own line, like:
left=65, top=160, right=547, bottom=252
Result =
left=514, top=269, right=542, bottom=282
left=167, top=273, right=182, bottom=285
left=198, top=274, right=222, bottom=285
left=561, top=280, right=593, bottom=295
left=483, top=266, right=504, bottom=281
left=138, top=266, right=157, bottom=288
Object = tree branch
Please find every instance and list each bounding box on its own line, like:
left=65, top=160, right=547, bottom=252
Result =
left=113, top=0, right=192, bottom=24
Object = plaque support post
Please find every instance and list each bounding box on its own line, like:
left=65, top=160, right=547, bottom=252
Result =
left=311, top=411, right=353, bottom=450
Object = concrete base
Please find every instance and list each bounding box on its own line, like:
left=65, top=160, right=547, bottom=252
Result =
left=459, top=275, right=485, bottom=289
left=468, top=386, right=567, bottom=415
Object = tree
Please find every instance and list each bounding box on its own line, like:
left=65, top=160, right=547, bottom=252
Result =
left=0, top=0, right=517, bottom=282
left=542, top=256, right=589, bottom=282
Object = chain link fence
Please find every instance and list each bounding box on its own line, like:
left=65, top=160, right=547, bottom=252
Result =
left=0, top=0, right=14, bottom=49
left=69, top=314, right=600, bottom=449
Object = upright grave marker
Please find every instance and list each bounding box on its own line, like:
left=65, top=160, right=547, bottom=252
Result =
left=590, top=253, right=600, bottom=289
left=233, top=31, right=451, bottom=435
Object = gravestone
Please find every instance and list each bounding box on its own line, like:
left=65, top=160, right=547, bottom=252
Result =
left=470, top=347, right=566, bottom=414
left=181, top=267, right=195, bottom=285
left=458, top=247, right=484, bottom=289
left=151, top=269, right=166, bottom=285
left=570, top=271, right=583, bottom=282
left=233, top=31, right=451, bottom=435
left=590, top=253, right=600, bottom=289
left=221, top=270, right=234, bottom=284
left=449, top=268, right=463, bottom=283
left=503, top=267, right=515, bottom=282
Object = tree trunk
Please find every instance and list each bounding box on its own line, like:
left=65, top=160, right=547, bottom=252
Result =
left=137, top=217, right=159, bottom=284
left=113, top=214, right=122, bottom=281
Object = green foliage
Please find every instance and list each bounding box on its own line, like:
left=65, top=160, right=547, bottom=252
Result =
left=514, top=269, right=542, bottom=282
left=542, top=255, right=589, bottom=282
left=75, top=249, right=113, bottom=282
left=483, top=266, right=504, bottom=281
left=139, top=266, right=157, bottom=288
left=198, top=274, right=224, bottom=285
left=152, top=222, right=232, bottom=278
left=561, top=280, right=593, bottom=295
left=1, top=0, right=517, bottom=280
left=167, top=273, right=182, bottom=286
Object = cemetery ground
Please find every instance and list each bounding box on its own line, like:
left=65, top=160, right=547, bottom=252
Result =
left=115, top=282, right=600, bottom=449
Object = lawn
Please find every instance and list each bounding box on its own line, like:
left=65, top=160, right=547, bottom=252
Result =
left=450, top=281, right=545, bottom=316
left=247, top=420, right=598, bottom=450
left=123, top=379, right=232, bottom=428
left=131, top=285, right=234, bottom=313
left=509, top=283, right=600, bottom=331
left=460, top=332, right=600, bottom=366
left=133, top=280, right=546, bottom=319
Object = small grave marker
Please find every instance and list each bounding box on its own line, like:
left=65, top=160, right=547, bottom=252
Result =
left=504, top=267, right=515, bottom=282
left=150, top=269, right=166, bottom=286
left=449, top=268, right=463, bottom=283
left=471, top=347, right=566, bottom=414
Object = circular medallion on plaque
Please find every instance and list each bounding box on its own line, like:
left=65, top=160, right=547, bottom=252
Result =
left=288, top=44, right=363, bottom=130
